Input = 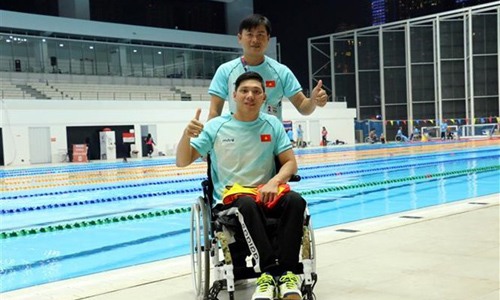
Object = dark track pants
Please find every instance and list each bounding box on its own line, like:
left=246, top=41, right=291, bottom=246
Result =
left=223, top=191, right=306, bottom=276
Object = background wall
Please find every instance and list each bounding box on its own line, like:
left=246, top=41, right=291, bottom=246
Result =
left=1, top=99, right=355, bottom=166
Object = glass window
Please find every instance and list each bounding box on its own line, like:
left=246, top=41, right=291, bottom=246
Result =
left=384, top=68, right=407, bottom=104
left=192, top=51, right=203, bottom=79
left=173, top=50, right=186, bottom=78
left=334, top=39, right=355, bottom=74
left=359, top=107, right=381, bottom=120
left=0, top=35, right=14, bottom=72
left=441, top=60, right=465, bottom=99
left=335, top=74, right=356, bottom=108
left=26, top=38, right=45, bottom=73
left=130, top=46, right=143, bottom=77
left=442, top=100, right=466, bottom=119
left=411, top=26, right=434, bottom=63
left=474, top=56, right=498, bottom=97
left=164, top=49, right=176, bottom=78
left=359, top=71, right=381, bottom=106
left=142, top=47, right=154, bottom=77
left=56, top=40, right=70, bottom=74
left=82, top=42, right=97, bottom=75
left=358, top=35, right=379, bottom=70
left=474, top=97, right=499, bottom=118
left=203, top=52, right=215, bottom=79
left=440, top=20, right=465, bottom=59
left=412, top=65, right=435, bottom=102
left=472, top=14, right=498, bottom=55
left=95, top=44, right=109, bottom=76
left=69, top=41, right=84, bottom=75
left=108, top=45, right=121, bottom=76
left=385, top=104, right=407, bottom=121
left=383, top=31, right=405, bottom=67
left=413, top=102, right=436, bottom=120
left=11, top=35, right=29, bottom=73
left=46, top=40, right=67, bottom=74
left=152, top=48, right=165, bottom=77
left=183, top=50, right=194, bottom=79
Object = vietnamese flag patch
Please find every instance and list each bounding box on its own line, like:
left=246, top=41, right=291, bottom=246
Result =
left=260, top=134, right=271, bottom=142
left=265, top=80, right=276, bottom=88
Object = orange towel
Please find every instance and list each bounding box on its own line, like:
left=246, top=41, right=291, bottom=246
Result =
left=222, top=183, right=290, bottom=209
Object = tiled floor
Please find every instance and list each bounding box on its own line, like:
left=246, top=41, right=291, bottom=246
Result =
left=2, top=194, right=498, bottom=300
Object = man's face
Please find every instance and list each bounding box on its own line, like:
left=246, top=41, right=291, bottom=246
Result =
left=233, top=79, right=266, bottom=115
left=238, top=25, right=270, bottom=57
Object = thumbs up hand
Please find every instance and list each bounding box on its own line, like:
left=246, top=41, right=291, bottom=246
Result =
left=185, top=108, right=204, bottom=138
left=311, top=80, right=328, bottom=107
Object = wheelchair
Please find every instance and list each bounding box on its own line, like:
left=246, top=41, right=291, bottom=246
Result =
left=190, top=158, right=318, bottom=300
left=364, top=136, right=377, bottom=144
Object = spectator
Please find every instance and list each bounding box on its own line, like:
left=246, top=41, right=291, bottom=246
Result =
left=296, top=125, right=304, bottom=148
left=410, top=127, right=420, bottom=141
left=321, top=126, right=328, bottom=146
left=440, top=121, right=448, bottom=140
left=396, top=127, right=409, bottom=142
left=368, top=129, right=377, bottom=143
left=145, top=133, right=155, bottom=158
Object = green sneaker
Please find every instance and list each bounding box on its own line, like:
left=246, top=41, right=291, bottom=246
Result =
left=278, top=271, right=302, bottom=300
left=252, top=273, right=276, bottom=300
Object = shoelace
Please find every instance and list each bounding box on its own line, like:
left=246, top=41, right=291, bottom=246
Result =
left=256, top=274, right=275, bottom=292
left=280, top=273, right=299, bottom=289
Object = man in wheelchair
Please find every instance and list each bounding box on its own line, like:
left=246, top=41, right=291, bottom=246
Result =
left=177, top=72, right=307, bottom=300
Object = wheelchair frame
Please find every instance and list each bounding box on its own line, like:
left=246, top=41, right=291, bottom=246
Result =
left=190, top=160, right=318, bottom=300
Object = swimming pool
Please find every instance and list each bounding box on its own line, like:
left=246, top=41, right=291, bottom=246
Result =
left=1, top=139, right=499, bottom=292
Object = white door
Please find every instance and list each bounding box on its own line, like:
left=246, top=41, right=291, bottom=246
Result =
left=308, top=120, right=321, bottom=147
left=29, top=127, right=52, bottom=164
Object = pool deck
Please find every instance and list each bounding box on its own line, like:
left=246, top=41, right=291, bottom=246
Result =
left=2, top=193, right=498, bottom=300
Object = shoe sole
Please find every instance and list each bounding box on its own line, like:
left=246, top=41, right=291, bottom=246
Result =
left=281, top=294, right=302, bottom=300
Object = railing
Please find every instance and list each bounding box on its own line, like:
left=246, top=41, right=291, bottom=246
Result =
left=0, top=89, right=187, bottom=101
left=458, top=124, right=499, bottom=139
left=0, top=89, right=27, bottom=99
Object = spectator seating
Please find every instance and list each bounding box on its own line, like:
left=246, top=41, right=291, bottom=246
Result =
left=175, top=86, right=212, bottom=101
left=1, top=80, right=212, bottom=101
left=0, top=81, right=36, bottom=99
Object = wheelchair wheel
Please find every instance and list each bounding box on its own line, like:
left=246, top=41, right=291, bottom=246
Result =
left=395, top=135, right=402, bottom=142
left=309, top=217, right=317, bottom=271
left=191, top=197, right=210, bottom=299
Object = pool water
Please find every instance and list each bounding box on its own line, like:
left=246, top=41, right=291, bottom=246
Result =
left=1, top=139, right=499, bottom=292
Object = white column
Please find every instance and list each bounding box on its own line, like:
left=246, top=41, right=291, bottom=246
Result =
left=405, top=21, right=413, bottom=135
left=225, top=0, right=253, bottom=35
left=379, top=27, right=387, bottom=137
left=58, top=0, right=90, bottom=20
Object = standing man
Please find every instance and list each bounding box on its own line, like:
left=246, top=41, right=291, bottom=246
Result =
left=208, top=14, right=328, bottom=121
left=296, top=124, right=304, bottom=148
left=440, top=121, right=448, bottom=140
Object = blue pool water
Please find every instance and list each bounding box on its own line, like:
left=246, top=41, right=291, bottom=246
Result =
left=1, top=141, right=499, bottom=292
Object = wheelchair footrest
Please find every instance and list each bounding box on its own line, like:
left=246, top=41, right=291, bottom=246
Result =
left=207, top=280, right=224, bottom=300
left=301, top=272, right=318, bottom=300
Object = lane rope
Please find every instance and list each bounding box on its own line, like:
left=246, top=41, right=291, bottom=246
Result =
left=1, top=164, right=498, bottom=239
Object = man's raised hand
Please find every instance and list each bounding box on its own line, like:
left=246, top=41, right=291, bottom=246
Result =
left=185, top=108, right=204, bottom=138
left=311, top=80, right=328, bottom=107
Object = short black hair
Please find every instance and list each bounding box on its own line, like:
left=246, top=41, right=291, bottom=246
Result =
left=234, top=71, right=265, bottom=92
left=239, top=14, right=271, bottom=35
